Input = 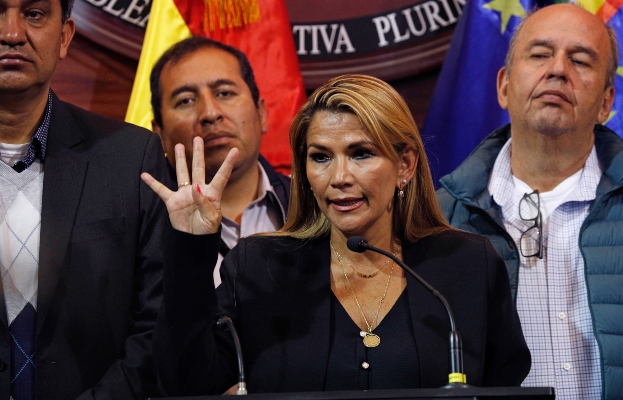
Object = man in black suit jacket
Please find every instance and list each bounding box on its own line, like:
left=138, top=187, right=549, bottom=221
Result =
left=0, top=0, right=167, bottom=398
left=150, top=37, right=290, bottom=286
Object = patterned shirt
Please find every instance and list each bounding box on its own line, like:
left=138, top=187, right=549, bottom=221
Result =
left=488, top=139, right=602, bottom=399
left=11, top=91, right=52, bottom=173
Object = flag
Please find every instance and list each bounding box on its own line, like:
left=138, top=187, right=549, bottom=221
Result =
left=125, top=0, right=191, bottom=130
left=125, top=0, right=306, bottom=172
left=593, top=0, right=623, bottom=134
left=422, top=0, right=623, bottom=183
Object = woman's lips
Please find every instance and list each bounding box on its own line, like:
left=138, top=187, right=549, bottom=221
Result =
left=330, top=198, right=364, bottom=211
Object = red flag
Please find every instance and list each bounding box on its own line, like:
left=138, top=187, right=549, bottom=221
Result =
left=173, top=0, right=306, bottom=172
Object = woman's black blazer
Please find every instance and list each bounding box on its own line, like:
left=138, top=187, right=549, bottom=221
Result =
left=155, top=228, right=531, bottom=396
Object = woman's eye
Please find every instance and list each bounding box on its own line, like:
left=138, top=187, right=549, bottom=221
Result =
left=353, top=149, right=374, bottom=160
left=309, top=153, right=330, bottom=163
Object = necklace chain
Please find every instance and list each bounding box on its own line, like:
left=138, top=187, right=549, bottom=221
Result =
left=336, top=246, right=397, bottom=278
left=330, top=241, right=396, bottom=336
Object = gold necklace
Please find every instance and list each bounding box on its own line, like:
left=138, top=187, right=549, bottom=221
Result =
left=334, top=246, right=398, bottom=278
left=330, top=241, right=395, bottom=348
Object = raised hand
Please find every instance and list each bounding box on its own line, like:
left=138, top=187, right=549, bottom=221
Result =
left=142, top=136, right=239, bottom=235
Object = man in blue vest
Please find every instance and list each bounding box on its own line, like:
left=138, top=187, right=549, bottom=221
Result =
left=437, top=4, right=623, bottom=399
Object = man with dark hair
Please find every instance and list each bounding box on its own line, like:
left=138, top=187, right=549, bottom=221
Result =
left=150, top=37, right=290, bottom=286
left=0, top=0, right=166, bottom=398
left=437, top=4, right=623, bottom=399
left=60, top=0, right=74, bottom=22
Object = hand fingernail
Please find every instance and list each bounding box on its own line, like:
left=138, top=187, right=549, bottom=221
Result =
left=196, top=184, right=202, bottom=194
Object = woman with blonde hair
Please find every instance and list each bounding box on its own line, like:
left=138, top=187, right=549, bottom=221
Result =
left=143, top=74, right=530, bottom=396
left=283, top=74, right=449, bottom=242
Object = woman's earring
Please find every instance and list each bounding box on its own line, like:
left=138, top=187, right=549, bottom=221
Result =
left=398, top=179, right=407, bottom=200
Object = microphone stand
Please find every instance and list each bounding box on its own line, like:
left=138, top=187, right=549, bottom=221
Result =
left=346, top=236, right=470, bottom=389
left=216, top=316, right=248, bottom=395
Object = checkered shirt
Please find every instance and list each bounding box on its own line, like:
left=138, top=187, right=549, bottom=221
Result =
left=488, top=139, right=602, bottom=399
left=12, top=91, right=51, bottom=173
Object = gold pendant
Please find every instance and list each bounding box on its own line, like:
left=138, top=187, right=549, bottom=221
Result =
left=362, top=332, right=380, bottom=347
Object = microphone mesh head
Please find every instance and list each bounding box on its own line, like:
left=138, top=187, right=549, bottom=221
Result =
left=346, top=236, right=367, bottom=253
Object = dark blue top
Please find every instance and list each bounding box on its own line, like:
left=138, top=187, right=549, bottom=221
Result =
left=324, top=289, right=420, bottom=390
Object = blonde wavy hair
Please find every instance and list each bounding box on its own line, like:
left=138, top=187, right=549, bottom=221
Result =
left=276, top=74, right=451, bottom=242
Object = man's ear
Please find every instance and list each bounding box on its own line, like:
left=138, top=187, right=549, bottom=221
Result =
left=597, top=85, right=615, bottom=124
left=59, top=18, right=76, bottom=60
left=497, top=66, right=510, bottom=110
left=151, top=120, right=174, bottom=164
left=258, top=98, right=268, bottom=134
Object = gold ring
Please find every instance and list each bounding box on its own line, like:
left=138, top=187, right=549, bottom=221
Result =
left=178, top=181, right=191, bottom=188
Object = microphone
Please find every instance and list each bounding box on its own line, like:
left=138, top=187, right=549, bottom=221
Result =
left=346, top=236, right=470, bottom=388
left=216, top=316, right=248, bottom=395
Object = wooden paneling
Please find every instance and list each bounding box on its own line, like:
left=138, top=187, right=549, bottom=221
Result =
left=50, top=33, right=440, bottom=129
left=50, top=33, right=138, bottom=121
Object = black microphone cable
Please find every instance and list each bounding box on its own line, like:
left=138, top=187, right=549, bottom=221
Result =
left=216, top=316, right=248, bottom=395
left=347, top=236, right=470, bottom=388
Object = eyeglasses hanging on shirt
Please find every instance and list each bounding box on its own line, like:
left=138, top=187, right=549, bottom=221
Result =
left=519, top=190, right=543, bottom=259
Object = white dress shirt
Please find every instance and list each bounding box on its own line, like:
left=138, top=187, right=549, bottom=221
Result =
left=488, top=139, right=602, bottom=399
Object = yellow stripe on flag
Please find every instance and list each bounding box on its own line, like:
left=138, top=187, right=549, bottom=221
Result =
left=578, top=0, right=606, bottom=14
left=125, top=0, right=192, bottom=129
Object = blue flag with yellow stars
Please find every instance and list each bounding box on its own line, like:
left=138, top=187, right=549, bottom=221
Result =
left=423, top=0, right=623, bottom=184
left=596, top=0, right=623, bottom=135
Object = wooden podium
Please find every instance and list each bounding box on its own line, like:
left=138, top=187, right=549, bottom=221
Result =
left=153, top=386, right=554, bottom=400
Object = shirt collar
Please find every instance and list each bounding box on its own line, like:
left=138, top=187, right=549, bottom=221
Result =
left=488, top=137, right=601, bottom=207
left=12, top=90, right=52, bottom=172
left=220, top=160, right=287, bottom=226
left=256, top=161, right=274, bottom=202
left=251, top=161, right=286, bottom=218
left=566, top=146, right=601, bottom=202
